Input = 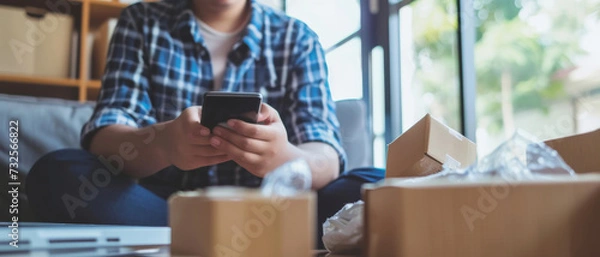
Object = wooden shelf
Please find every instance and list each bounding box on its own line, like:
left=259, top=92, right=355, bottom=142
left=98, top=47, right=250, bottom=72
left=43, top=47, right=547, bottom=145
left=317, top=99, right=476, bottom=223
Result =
left=89, top=0, right=129, bottom=18
left=0, top=0, right=132, bottom=28
left=0, top=0, right=156, bottom=101
left=0, top=74, right=80, bottom=87
left=0, top=0, right=129, bottom=15
left=82, top=0, right=131, bottom=27
left=88, top=80, right=102, bottom=89
left=0, top=0, right=76, bottom=13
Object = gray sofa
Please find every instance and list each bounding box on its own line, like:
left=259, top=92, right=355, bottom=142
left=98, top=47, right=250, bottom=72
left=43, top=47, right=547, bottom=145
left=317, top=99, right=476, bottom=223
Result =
left=0, top=93, right=371, bottom=221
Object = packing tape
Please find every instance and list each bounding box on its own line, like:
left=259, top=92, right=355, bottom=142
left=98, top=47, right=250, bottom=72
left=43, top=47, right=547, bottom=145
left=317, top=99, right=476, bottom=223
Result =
left=445, top=154, right=462, bottom=169
left=448, top=127, right=464, bottom=141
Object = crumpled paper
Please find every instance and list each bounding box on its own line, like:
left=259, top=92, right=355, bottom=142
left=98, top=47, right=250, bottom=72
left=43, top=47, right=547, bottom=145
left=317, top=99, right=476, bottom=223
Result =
left=261, top=158, right=312, bottom=196
left=322, top=200, right=364, bottom=254
left=321, top=130, right=576, bottom=254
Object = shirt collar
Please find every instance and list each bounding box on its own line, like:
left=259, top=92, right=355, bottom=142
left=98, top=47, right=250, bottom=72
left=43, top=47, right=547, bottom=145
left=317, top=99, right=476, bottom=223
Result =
left=170, top=0, right=264, bottom=60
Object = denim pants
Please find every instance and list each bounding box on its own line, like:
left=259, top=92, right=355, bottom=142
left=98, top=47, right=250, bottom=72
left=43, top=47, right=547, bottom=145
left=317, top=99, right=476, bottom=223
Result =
left=25, top=149, right=384, bottom=249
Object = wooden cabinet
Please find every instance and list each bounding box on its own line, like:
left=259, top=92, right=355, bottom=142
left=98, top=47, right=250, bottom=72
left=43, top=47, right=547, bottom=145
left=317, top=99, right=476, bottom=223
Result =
left=0, top=0, right=150, bottom=102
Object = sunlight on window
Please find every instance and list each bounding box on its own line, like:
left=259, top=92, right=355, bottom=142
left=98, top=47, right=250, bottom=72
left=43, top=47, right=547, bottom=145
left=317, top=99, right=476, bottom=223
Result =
left=372, top=47, right=386, bottom=168
left=326, top=38, right=363, bottom=101
left=285, top=0, right=360, bottom=49
left=474, top=0, right=600, bottom=156
left=399, top=0, right=461, bottom=132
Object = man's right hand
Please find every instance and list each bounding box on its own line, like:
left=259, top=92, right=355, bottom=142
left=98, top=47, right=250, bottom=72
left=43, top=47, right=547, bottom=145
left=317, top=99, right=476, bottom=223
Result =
left=159, top=106, right=231, bottom=171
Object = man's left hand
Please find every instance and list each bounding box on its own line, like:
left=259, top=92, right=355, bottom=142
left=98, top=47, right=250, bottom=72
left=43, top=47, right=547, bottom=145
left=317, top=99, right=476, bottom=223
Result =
left=209, top=103, right=298, bottom=177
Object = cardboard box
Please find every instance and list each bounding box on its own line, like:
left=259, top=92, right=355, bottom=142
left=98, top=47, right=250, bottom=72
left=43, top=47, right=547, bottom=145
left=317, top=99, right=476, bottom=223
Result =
left=545, top=129, right=600, bottom=174
left=0, top=6, right=73, bottom=78
left=363, top=174, right=600, bottom=257
left=386, top=114, right=477, bottom=177
left=169, top=188, right=315, bottom=257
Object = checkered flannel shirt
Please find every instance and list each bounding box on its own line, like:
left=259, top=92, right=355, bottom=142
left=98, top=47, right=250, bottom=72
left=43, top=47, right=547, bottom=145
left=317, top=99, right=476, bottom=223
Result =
left=81, top=0, right=346, bottom=188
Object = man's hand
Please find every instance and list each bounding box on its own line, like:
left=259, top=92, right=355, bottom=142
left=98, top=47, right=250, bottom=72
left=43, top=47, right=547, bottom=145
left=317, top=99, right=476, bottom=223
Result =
left=209, top=103, right=297, bottom=177
left=160, top=106, right=231, bottom=171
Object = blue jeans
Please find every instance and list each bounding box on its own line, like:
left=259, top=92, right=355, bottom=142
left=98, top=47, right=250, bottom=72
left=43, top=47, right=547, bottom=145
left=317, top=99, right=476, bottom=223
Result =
left=25, top=149, right=384, bottom=249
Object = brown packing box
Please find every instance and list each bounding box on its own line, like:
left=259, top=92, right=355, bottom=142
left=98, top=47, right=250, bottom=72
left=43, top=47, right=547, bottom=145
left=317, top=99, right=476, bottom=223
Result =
left=386, top=114, right=477, bottom=177
left=363, top=174, right=600, bottom=257
left=545, top=129, right=600, bottom=174
left=169, top=188, right=315, bottom=257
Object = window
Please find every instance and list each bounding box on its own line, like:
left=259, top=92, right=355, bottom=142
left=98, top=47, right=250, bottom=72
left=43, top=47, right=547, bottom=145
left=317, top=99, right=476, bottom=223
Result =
left=399, top=0, right=462, bottom=132
left=473, top=0, right=600, bottom=155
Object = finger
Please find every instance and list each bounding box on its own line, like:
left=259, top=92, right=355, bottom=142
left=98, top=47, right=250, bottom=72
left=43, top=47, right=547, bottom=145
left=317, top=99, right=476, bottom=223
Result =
left=186, top=134, right=212, bottom=145
left=256, top=103, right=280, bottom=124
left=191, top=124, right=211, bottom=137
left=183, top=106, right=202, bottom=123
left=225, top=120, right=274, bottom=141
left=212, top=126, right=270, bottom=153
left=182, top=106, right=211, bottom=136
left=190, top=145, right=228, bottom=157
left=209, top=136, right=261, bottom=165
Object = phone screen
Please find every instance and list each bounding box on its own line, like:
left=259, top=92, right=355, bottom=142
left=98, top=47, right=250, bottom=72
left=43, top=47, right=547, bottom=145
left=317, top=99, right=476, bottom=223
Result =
left=200, top=92, right=263, bottom=130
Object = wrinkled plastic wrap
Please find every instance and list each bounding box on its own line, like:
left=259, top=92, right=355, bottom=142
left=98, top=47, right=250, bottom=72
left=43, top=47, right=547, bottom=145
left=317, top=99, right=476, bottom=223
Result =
left=261, top=158, right=312, bottom=196
left=322, top=200, right=364, bottom=254
left=428, top=131, right=575, bottom=182
left=321, top=131, right=576, bottom=254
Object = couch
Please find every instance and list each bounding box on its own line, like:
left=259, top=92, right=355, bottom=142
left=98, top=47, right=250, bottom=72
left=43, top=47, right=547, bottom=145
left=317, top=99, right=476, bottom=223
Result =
left=0, top=93, right=371, bottom=221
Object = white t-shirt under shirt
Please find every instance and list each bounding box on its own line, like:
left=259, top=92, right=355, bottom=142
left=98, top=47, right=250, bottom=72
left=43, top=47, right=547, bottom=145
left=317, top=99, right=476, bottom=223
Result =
left=197, top=19, right=246, bottom=91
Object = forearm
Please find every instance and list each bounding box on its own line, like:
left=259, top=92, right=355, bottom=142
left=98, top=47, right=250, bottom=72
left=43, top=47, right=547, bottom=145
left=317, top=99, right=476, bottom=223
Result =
left=291, top=142, right=340, bottom=190
left=88, top=123, right=171, bottom=178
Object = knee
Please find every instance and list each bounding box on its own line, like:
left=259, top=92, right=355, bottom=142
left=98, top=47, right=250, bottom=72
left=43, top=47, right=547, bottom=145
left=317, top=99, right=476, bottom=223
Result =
left=318, top=167, right=386, bottom=199
left=26, top=149, right=95, bottom=195
left=28, top=149, right=92, bottom=180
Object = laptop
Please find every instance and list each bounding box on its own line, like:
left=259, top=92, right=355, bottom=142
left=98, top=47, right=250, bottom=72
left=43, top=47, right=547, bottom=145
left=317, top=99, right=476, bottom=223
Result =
left=0, top=222, right=170, bottom=254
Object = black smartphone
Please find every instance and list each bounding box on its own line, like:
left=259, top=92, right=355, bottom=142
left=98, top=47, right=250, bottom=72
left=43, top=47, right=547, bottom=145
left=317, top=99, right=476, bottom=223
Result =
left=200, top=91, right=263, bottom=131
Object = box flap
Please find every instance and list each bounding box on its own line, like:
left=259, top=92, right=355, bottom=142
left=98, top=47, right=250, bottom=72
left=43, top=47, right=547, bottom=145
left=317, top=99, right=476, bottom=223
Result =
left=364, top=173, right=600, bottom=190
left=385, top=114, right=429, bottom=177
left=426, top=115, right=477, bottom=169
left=545, top=129, right=600, bottom=174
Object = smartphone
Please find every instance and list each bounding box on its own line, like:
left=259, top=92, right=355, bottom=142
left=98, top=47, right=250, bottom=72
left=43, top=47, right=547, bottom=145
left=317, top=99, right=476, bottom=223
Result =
left=200, top=91, right=263, bottom=131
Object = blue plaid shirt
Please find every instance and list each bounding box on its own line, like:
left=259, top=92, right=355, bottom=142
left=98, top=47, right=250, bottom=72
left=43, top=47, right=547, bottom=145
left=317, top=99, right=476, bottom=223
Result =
left=81, top=0, right=346, bottom=189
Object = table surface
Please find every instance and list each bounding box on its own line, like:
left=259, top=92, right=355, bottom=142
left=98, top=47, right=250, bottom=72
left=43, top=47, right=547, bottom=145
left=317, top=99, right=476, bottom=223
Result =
left=0, top=246, right=358, bottom=257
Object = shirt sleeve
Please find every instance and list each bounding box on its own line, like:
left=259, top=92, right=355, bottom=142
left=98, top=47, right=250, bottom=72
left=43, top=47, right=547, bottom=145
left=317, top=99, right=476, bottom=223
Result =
left=80, top=5, right=156, bottom=150
left=281, top=22, right=347, bottom=174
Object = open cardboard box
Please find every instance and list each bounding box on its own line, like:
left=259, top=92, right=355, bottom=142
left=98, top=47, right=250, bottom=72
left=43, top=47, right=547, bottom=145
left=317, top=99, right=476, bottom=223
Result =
left=386, top=114, right=477, bottom=177
left=364, top=129, right=600, bottom=257
left=169, top=188, right=315, bottom=257
left=363, top=174, right=600, bottom=257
